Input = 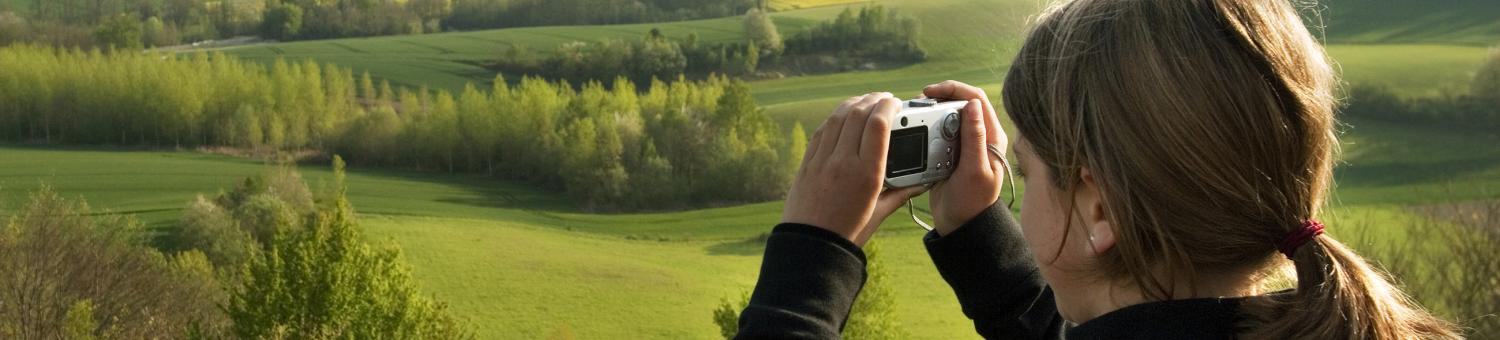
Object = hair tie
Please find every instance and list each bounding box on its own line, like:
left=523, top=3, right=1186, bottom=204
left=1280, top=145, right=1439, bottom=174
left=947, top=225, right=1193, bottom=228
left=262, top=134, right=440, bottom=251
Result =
left=1278, top=220, right=1325, bottom=259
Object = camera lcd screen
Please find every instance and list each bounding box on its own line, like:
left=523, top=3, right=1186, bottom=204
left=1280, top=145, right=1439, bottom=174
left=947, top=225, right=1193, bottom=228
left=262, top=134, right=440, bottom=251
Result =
left=887, top=127, right=928, bottom=178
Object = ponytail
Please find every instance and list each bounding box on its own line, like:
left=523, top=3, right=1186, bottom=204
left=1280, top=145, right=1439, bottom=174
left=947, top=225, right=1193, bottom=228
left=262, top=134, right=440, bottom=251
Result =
left=1244, top=235, right=1460, bottom=339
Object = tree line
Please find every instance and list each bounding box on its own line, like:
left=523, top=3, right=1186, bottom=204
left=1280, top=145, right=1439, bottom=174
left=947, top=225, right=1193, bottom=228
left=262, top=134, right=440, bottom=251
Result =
left=0, top=44, right=800, bottom=210
left=494, top=5, right=926, bottom=86
left=1341, top=48, right=1500, bottom=131
left=446, top=0, right=758, bottom=31
left=0, top=159, right=471, bottom=338
left=0, top=0, right=762, bottom=49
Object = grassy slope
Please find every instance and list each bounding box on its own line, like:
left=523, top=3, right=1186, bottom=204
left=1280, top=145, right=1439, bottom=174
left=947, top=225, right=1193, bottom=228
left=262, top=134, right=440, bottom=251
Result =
left=4, top=113, right=1497, bottom=339
left=1320, top=0, right=1500, bottom=46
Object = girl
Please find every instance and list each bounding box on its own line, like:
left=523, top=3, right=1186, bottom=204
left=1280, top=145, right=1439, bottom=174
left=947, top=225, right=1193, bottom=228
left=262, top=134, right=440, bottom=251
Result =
left=736, top=0, right=1460, bottom=338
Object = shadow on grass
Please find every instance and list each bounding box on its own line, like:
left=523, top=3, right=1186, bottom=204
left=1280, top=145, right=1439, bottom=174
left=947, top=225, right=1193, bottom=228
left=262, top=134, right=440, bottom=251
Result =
left=1336, top=157, right=1500, bottom=187
left=706, top=232, right=769, bottom=256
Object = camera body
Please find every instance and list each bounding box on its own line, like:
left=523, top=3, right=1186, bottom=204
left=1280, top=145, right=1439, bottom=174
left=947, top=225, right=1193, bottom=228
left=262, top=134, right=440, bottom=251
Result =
left=884, top=99, right=966, bottom=188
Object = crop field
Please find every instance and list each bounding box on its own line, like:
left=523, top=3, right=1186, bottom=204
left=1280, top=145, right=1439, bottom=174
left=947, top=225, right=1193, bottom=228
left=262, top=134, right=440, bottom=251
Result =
left=4, top=0, right=1496, bottom=338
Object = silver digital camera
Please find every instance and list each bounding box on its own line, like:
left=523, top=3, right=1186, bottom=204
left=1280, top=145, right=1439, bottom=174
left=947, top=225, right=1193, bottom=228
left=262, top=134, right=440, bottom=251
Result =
left=884, top=98, right=967, bottom=188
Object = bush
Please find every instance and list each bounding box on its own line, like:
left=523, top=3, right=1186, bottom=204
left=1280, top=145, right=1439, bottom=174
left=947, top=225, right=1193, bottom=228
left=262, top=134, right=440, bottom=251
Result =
left=0, top=186, right=229, bottom=338
left=260, top=4, right=304, bottom=41
left=1350, top=201, right=1500, bottom=338
left=174, top=195, right=257, bottom=269
left=1340, top=84, right=1500, bottom=131
left=93, top=13, right=143, bottom=50
left=1472, top=48, right=1500, bottom=100
left=226, top=156, right=471, bottom=339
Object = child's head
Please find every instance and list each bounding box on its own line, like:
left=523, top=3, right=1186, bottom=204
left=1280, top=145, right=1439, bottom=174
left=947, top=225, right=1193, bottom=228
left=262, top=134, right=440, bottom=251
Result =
left=1001, top=0, right=1456, bottom=338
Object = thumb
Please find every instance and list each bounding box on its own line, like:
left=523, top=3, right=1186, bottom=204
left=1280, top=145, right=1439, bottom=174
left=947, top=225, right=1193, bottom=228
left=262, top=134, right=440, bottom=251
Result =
left=959, top=99, right=990, bottom=175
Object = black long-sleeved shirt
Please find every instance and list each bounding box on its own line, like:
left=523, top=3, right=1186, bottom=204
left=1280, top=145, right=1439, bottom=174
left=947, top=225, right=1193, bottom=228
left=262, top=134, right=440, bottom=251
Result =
left=736, top=203, right=1254, bottom=339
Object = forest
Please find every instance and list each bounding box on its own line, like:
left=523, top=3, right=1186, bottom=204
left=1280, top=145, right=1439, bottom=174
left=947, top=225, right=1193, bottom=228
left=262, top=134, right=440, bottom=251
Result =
left=0, top=45, right=801, bottom=210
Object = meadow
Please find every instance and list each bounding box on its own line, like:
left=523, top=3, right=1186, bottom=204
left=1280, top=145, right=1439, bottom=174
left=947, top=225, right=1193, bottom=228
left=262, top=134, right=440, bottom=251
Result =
left=2, top=0, right=1497, bottom=338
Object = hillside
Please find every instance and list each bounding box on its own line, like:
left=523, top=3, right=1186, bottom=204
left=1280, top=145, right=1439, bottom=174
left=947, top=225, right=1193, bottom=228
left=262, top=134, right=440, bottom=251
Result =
left=1320, top=0, right=1500, bottom=45
left=3, top=113, right=1498, bottom=338
left=5, top=0, right=1499, bottom=338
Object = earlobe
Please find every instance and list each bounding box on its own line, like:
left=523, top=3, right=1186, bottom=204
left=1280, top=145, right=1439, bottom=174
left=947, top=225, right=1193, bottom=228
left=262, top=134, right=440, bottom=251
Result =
left=1077, top=168, right=1116, bottom=255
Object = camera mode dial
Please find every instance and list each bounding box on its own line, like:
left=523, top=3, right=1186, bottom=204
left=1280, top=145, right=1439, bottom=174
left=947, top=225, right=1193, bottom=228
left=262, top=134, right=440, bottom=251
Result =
left=941, top=112, right=961, bottom=140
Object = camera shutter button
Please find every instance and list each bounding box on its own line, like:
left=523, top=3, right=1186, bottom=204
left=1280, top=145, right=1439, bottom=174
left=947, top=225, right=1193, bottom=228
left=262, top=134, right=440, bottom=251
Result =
left=941, top=112, right=961, bottom=140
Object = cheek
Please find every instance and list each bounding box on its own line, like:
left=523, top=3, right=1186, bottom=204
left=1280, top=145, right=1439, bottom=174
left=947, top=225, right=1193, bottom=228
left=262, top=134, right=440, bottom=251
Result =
left=1018, top=176, right=1067, bottom=265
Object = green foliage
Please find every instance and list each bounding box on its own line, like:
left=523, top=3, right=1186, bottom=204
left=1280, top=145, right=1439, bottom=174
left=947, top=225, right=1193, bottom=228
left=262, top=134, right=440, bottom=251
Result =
left=0, top=44, right=794, bottom=209
left=1472, top=48, right=1500, bottom=102
left=504, top=34, right=691, bottom=87
left=175, top=195, right=258, bottom=268
left=260, top=3, right=303, bottom=41
left=63, top=300, right=100, bottom=340
left=1342, top=84, right=1500, bottom=131
left=843, top=240, right=907, bottom=339
left=786, top=122, right=807, bottom=178
left=93, top=13, right=143, bottom=50
left=783, top=5, right=926, bottom=71
left=0, top=186, right=229, bottom=339
left=712, top=292, right=750, bottom=339
left=446, top=0, right=757, bottom=31
left=225, top=156, right=472, bottom=339
left=743, top=8, right=784, bottom=57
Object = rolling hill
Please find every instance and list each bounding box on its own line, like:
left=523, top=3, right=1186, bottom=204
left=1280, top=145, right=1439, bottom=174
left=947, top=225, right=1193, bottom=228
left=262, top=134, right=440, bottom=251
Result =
left=4, top=0, right=1499, bottom=338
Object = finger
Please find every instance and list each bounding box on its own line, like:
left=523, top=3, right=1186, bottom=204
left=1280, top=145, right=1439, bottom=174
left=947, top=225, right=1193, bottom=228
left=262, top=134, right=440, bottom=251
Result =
left=959, top=99, right=991, bottom=175
left=923, top=81, right=1000, bottom=141
left=855, top=186, right=928, bottom=245
left=818, top=95, right=864, bottom=160
left=859, top=97, right=901, bottom=162
left=834, top=93, right=891, bottom=158
left=922, top=80, right=987, bottom=102
left=982, top=98, right=1004, bottom=146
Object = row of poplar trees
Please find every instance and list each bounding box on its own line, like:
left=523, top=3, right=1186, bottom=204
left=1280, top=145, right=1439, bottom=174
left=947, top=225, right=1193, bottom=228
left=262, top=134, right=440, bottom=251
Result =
left=0, top=44, right=806, bottom=210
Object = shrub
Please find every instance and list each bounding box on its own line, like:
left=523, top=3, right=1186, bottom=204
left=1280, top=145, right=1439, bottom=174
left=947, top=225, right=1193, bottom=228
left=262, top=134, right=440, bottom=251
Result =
left=1350, top=201, right=1500, bottom=338
left=0, top=186, right=228, bottom=338
left=174, top=195, right=257, bottom=268
left=225, top=156, right=472, bottom=339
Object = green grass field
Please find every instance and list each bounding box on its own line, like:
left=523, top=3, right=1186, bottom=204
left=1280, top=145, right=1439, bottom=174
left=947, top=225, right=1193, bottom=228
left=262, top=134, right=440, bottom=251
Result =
left=3, top=113, right=1496, bottom=339
left=5, top=0, right=1498, bottom=338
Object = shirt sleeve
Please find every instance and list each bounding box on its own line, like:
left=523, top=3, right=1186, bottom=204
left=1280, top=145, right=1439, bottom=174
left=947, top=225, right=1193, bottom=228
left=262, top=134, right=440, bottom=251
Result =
left=923, top=202, right=1068, bottom=339
left=735, top=223, right=868, bottom=339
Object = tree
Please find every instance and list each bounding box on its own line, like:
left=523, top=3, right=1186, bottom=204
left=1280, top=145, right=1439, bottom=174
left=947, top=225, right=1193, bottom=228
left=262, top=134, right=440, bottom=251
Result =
left=842, top=240, right=907, bottom=339
left=260, top=3, right=303, bottom=40
left=408, top=0, right=453, bottom=32
left=743, top=8, right=783, bottom=57
left=94, top=13, right=143, bottom=50
left=0, top=186, right=229, bottom=339
left=226, top=156, right=471, bottom=339
left=175, top=195, right=257, bottom=268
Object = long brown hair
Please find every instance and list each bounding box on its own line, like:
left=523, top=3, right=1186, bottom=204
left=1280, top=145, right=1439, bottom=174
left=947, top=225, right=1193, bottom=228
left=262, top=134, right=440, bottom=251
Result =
left=1000, top=0, right=1459, bottom=338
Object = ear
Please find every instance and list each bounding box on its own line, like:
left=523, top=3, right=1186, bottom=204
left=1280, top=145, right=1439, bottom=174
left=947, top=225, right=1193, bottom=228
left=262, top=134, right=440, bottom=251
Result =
left=1074, top=167, right=1116, bottom=255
